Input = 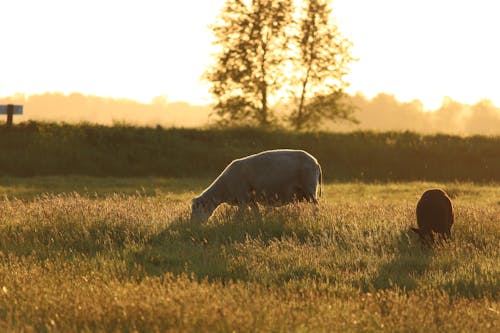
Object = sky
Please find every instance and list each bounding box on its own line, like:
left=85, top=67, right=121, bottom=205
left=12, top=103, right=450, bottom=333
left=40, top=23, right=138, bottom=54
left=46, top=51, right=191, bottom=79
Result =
left=1, top=0, right=499, bottom=110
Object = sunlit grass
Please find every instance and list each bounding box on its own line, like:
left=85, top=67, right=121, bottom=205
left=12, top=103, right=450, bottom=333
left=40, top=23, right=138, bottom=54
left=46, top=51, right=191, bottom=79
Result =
left=0, top=179, right=498, bottom=331
left=0, top=176, right=203, bottom=200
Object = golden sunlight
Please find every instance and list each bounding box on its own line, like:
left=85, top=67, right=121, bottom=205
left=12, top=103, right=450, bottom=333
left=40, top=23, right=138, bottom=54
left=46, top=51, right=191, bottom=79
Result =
left=1, top=0, right=499, bottom=111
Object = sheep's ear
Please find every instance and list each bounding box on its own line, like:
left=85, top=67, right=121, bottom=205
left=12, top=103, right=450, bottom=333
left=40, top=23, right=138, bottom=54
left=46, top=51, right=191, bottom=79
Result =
left=410, top=227, right=420, bottom=235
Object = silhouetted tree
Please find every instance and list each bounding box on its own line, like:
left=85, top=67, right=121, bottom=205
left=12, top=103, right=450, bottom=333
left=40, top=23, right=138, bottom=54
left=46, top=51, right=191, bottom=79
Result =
left=205, top=0, right=293, bottom=126
left=287, top=0, right=355, bottom=130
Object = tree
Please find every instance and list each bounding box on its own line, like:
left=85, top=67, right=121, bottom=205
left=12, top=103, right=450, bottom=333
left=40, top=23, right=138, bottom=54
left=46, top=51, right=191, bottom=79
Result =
left=205, top=0, right=293, bottom=127
left=287, top=0, right=356, bottom=130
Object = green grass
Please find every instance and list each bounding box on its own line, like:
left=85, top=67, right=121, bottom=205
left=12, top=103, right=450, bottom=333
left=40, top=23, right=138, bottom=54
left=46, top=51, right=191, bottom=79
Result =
left=0, top=177, right=498, bottom=332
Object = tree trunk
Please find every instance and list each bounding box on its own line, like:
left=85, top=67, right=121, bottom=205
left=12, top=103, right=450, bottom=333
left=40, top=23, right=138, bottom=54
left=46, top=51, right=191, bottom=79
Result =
left=259, top=38, right=269, bottom=127
left=295, top=67, right=311, bottom=131
left=261, top=85, right=268, bottom=126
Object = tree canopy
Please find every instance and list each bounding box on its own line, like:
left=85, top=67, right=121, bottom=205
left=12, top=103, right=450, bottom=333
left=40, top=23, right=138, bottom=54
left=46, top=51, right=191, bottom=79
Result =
left=205, top=0, right=356, bottom=129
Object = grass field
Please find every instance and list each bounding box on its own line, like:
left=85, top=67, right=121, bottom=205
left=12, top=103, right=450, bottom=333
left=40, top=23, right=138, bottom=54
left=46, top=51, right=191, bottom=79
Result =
left=0, top=177, right=498, bottom=332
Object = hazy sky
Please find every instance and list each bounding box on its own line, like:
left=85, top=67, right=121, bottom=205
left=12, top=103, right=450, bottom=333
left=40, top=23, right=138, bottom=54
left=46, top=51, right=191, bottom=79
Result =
left=2, top=0, right=499, bottom=110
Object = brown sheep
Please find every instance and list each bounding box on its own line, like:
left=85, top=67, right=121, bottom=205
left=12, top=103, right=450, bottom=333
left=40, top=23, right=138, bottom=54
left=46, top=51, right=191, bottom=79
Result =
left=411, top=188, right=454, bottom=244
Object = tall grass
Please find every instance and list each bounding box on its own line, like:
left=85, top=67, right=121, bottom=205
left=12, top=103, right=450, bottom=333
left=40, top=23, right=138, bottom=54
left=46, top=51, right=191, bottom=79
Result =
left=0, top=181, right=498, bottom=331
left=0, top=122, right=498, bottom=181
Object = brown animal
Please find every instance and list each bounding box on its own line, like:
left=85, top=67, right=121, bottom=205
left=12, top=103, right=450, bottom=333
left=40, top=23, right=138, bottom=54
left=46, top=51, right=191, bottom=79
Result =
left=411, top=188, right=454, bottom=244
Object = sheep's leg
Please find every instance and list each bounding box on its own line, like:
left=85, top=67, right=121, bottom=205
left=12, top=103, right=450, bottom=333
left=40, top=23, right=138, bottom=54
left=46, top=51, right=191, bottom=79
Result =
left=235, top=202, right=261, bottom=221
left=249, top=201, right=262, bottom=221
left=445, top=229, right=451, bottom=240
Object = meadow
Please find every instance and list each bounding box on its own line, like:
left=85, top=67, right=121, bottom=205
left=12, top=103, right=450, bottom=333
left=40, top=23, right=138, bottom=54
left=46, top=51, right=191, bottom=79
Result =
left=0, top=177, right=498, bottom=332
left=0, top=123, right=498, bottom=331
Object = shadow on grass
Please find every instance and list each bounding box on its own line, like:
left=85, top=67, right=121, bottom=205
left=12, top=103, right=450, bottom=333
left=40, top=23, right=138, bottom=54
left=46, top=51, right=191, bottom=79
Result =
left=131, top=211, right=298, bottom=283
left=369, top=231, right=434, bottom=292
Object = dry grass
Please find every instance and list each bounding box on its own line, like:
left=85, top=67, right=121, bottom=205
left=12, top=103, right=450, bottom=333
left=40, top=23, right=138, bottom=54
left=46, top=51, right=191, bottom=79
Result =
left=0, top=180, right=498, bottom=332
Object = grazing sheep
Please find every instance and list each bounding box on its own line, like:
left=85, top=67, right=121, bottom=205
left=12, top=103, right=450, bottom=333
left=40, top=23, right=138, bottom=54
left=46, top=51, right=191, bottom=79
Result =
left=411, top=188, right=454, bottom=244
left=190, top=149, right=322, bottom=223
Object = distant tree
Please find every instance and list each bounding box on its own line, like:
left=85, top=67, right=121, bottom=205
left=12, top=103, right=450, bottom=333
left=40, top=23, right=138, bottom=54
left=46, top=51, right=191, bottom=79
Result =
left=466, top=99, right=500, bottom=135
left=287, top=0, right=356, bottom=130
left=204, top=0, right=293, bottom=127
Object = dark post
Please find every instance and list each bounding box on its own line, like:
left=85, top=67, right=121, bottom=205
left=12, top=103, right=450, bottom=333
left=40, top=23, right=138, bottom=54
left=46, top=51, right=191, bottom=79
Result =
left=6, top=104, right=14, bottom=127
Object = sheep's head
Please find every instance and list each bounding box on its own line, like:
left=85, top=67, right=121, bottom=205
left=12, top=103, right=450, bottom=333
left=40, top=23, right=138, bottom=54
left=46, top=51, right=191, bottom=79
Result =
left=190, top=197, right=215, bottom=223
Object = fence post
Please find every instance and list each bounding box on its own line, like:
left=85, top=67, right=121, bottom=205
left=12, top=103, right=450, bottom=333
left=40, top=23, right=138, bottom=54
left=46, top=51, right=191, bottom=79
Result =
left=6, top=104, right=14, bottom=127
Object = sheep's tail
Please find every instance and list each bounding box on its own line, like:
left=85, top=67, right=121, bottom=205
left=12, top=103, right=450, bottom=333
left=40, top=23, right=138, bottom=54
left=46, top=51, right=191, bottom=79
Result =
left=318, top=163, right=322, bottom=198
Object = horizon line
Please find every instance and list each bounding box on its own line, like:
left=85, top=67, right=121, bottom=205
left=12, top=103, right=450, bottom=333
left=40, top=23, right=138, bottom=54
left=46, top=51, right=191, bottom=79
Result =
left=1, top=90, right=500, bottom=111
